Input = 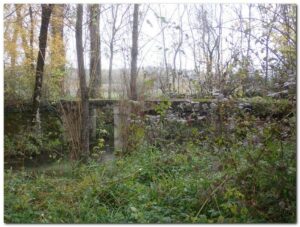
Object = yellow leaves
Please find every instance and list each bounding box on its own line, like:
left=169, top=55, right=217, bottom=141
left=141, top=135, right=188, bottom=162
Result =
left=49, top=35, right=66, bottom=68
left=49, top=5, right=66, bottom=70
left=51, top=5, right=64, bottom=28
left=4, top=4, right=38, bottom=68
left=217, top=215, right=224, bottom=223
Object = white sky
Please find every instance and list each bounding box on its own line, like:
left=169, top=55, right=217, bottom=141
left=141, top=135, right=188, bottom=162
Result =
left=64, top=3, right=267, bottom=71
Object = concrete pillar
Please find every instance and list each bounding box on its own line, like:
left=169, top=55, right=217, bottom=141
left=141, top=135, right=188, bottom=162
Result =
left=113, top=105, right=122, bottom=152
left=89, top=107, right=97, bottom=142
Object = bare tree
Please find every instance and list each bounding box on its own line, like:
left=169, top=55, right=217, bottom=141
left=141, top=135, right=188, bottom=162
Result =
left=171, top=5, right=185, bottom=94
left=106, top=5, right=130, bottom=99
left=216, top=4, right=223, bottom=90
left=76, top=4, right=89, bottom=158
left=107, top=5, right=118, bottom=99
left=197, top=5, right=219, bottom=94
left=130, top=4, right=139, bottom=100
left=242, top=3, right=252, bottom=94
left=89, top=4, right=101, bottom=98
left=32, top=4, right=53, bottom=129
left=120, top=38, right=131, bottom=97
left=159, top=5, right=170, bottom=93
left=278, top=4, right=296, bottom=69
left=246, top=4, right=252, bottom=62
left=258, top=4, right=277, bottom=87
left=187, top=6, right=200, bottom=79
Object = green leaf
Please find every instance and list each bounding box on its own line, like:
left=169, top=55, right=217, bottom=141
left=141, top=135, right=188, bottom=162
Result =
left=130, top=206, right=138, bottom=212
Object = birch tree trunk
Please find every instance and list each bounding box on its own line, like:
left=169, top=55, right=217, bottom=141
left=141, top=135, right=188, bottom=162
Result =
left=130, top=4, right=139, bottom=101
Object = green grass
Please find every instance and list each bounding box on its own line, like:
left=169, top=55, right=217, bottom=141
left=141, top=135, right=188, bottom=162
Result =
left=4, top=97, right=296, bottom=223
left=4, top=139, right=296, bottom=223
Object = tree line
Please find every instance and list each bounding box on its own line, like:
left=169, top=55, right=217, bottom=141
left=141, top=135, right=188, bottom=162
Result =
left=4, top=4, right=296, bottom=156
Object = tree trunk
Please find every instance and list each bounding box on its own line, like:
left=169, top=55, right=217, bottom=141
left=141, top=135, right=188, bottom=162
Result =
left=172, top=48, right=179, bottom=93
left=108, top=5, right=118, bottom=99
left=108, top=40, right=114, bottom=99
left=89, top=4, right=101, bottom=98
left=244, top=4, right=252, bottom=94
left=239, top=5, right=243, bottom=59
left=159, top=5, right=169, bottom=93
left=130, top=4, right=139, bottom=101
left=172, top=7, right=184, bottom=94
left=32, top=4, right=53, bottom=129
left=265, top=36, right=269, bottom=87
left=76, top=4, right=90, bottom=158
left=246, top=4, right=252, bottom=60
left=217, top=4, right=223, bottom=90
left=187, top=7, right=199, bottom=80
left=206, top=51, right=213, bottom=94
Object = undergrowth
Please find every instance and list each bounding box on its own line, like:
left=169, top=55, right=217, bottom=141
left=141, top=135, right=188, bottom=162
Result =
left=5, top=138, right=296, bottom=223
left=4, top=99, right=296, bottom=223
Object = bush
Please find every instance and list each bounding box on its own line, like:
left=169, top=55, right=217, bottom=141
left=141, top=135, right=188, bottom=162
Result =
left=4, top=98, right=296, bottom=223
left=5, top=133, right=296, bottom=223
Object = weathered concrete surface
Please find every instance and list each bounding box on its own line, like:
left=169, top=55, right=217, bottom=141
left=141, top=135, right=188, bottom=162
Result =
left=113, top=105, right=122, bottom=152
left=89, top=108, right=97, bottom=141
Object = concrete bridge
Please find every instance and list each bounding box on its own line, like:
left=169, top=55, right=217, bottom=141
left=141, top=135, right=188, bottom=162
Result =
left=59, top=97, right=287, bottom=152
left=59, top=98, right=213, bottom=152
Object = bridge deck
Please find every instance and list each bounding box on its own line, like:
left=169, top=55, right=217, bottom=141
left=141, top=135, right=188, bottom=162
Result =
left=60, top=98, right=211, bottom=108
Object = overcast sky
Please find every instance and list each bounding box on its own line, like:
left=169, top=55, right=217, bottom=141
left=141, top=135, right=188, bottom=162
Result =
left=64, top=3, right=269, bottom=72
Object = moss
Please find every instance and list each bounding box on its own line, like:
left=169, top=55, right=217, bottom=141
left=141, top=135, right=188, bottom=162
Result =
left=192, top=98, right=214, bottom=103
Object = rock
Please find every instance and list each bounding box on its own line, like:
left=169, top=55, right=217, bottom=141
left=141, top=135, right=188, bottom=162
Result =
left=197, top=116, right=206, bottom=121
left=193, top=103, right=200, bottom=112
left=212, top=91, right=220, bottom=97
left=202, top=103, right=208, bottom=110
left=221, top=98, right=228, bottom=102
left=217, top=94, right=224, bottom=100
left=238, top=103, right=251, bottom=110
left=177, top=119, right=187, bottom=124
left=145, top=115, right=160, bottom=125
left=210, top=102, right=217, bottom=109
left=267, top=90, right=288, bottom=98
left=178, top=103, right=184, bottom=111
left=228, top=118, right=235, bottom=130
left=184, top=102, right=193, bottom=111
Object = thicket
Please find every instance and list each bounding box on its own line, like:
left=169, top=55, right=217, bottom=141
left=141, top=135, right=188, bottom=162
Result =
left=4, top=98, right=296, bottom=223
left=4, top=111, right=65, bottom=168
